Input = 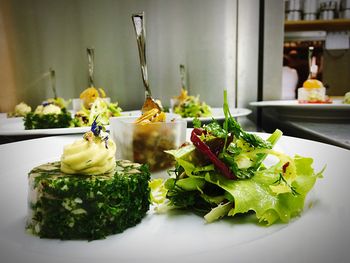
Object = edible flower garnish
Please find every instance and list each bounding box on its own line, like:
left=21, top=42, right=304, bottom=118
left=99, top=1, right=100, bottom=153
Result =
left=42, top=101, right=52, bottom=107
left=42, top=97, right=70, bottom=109
left=83, top=116, right=109, bottom=148
left=91, top=116, right=103, bottom=137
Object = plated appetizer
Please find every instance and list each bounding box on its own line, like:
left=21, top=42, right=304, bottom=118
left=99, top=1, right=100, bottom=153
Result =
left=297, top=79, right=331, bottom=104
left=298, top=47, right=331, bottom=104
left=26, top=119, right=150, bottom=240
left=72, top=48, right=122, bottom=126
left=24, top=98, right=72, bottom=129
left=171, top=64, right=212, bottom=118
left=21, top=68, right=76, bottom=129
left=172, top=88, right=212, bottom=118
left=151, top=91, right=324, bottom=225
left=73, top=88, right=122, bottom=127
left=22, top=92, right=122, bottom=130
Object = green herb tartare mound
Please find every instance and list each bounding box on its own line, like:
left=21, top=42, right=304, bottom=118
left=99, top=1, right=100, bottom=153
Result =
left=24, top=108, right=72, bottom=129
left=26, top=160, right=150, bottom=240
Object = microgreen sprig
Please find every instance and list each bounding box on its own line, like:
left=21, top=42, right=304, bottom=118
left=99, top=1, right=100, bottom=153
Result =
left=273, top=173, right=299, bottom=196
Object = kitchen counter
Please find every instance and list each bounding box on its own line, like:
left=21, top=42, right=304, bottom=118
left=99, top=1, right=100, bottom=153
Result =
left=261, top=111, right=350, bottom=150
left=282, top=121, right=350, bottom=150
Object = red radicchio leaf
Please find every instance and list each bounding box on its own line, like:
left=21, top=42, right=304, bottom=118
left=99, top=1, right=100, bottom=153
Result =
left=190, top=128, right=236, bottom=180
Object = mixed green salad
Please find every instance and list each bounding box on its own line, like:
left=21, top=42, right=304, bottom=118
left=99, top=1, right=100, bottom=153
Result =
left=172, top=89, right=212, bottom=118
left=151, top=91, right=324, bottom=225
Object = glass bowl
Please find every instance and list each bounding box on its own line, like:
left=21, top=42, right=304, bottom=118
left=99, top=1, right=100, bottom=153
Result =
left=110, top=114, right=187, bottom=172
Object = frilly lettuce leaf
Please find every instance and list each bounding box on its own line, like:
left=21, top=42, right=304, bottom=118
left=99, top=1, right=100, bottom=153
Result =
left=162, top=132, right=323, bottom=225
left=204, top=155, right=322, bottom=225
left=149, top=179, right=168, bottom=205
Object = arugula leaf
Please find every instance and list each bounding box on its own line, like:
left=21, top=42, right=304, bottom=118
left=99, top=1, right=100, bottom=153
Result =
left=192, top=118, right=202, bottom=128
left=222, top=90, right=271, bottom=149
left=202, top=121, right=228, bottom=139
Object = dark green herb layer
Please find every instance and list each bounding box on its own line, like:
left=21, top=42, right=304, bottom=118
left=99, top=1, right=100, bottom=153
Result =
left=24, top=108, right=72, bottom=129
left=27, top=160, right=150, bottom=240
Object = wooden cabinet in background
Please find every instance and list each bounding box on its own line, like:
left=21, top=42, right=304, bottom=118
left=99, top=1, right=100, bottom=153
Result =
left=285, top=19, right=350, bottom=31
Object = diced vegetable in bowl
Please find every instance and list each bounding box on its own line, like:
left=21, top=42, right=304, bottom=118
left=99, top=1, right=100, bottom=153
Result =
left=110, top=112, right=186, bottom=172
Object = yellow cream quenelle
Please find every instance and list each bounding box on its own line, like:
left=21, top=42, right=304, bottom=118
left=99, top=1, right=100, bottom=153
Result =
left=60, top=131, right=116, bottom=175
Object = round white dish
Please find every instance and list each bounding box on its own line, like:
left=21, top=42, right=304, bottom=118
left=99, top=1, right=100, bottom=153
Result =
left=0, top=132, right=349, bottom=263
left=250, top=99, right=349, bottom=109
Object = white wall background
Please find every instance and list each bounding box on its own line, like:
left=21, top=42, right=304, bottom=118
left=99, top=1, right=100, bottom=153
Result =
left=263, top=0, right=285, bottom=101
left=1, top=0, right=284, bottom=119
left=0, top=0, right=237, bottom=111
left=236, top=0, right=284, bottom=122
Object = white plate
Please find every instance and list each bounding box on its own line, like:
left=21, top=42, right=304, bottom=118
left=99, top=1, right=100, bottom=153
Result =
left=0, top=111, right=141, bottom=136
left=249, top=99, right=350, bottom=109
left=1, top=132, right=349, bottom=263
left=181, top=107, right=252, bottom=122
left=250, top=99, right=350, bottom=121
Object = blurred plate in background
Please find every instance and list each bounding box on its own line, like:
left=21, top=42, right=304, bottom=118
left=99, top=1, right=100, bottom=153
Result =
left=182, top=107, right=252, bottom=123
left=0, top=111, right=141, bottom=136
left=250, top=99, right=350, bottom=121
